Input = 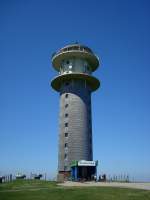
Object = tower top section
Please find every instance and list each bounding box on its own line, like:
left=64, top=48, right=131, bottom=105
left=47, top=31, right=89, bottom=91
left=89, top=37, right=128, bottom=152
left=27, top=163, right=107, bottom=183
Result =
left=52, top=43, right=99, bottom=72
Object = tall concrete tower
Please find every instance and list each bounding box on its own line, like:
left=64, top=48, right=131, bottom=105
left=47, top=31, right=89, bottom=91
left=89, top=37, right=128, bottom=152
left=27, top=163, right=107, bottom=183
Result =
left=51, top=43, right=100, bottom=180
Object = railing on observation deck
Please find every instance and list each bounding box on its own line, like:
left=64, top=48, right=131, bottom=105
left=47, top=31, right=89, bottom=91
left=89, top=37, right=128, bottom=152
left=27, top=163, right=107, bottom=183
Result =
left=52, top=45, right=94, bottom=59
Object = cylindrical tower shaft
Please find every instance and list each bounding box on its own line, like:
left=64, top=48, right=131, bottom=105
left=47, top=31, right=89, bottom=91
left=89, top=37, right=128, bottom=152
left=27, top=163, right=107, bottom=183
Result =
left=51, top=43, right=100, bottom=178
left=58, top=79, right=93, bottom=172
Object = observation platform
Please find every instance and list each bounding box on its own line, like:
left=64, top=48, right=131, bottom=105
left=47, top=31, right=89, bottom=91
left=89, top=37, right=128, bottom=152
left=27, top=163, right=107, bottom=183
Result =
left=52, top=44, right=99, bottom=72
left=51, top=72, right=100, bottom=92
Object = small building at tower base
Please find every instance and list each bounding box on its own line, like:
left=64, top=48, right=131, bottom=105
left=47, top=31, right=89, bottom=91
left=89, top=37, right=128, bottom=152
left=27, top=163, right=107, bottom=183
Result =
left=70, top=160, right=98, bottom=181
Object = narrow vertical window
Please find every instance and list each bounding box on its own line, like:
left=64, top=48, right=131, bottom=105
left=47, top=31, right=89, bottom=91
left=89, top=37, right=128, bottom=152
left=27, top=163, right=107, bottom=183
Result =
left=65, top=113, right=68, bottom=118
left=65, top=104, right=68, bottom=108
left=65, top=82, right=69, bottom=86
left=64, top=153, right=67, bottom=159
left=65, top=133, right=68, bottom=137
left=65, top=93, right=68, bottom=98
left=65, top=123, right=68, bottom=127
left=64, top=143, right=68, bottom=148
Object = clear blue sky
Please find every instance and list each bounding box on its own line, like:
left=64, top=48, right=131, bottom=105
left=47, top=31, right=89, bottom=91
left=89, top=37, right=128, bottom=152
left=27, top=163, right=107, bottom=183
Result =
left=0, top=0, right=150, bottom=181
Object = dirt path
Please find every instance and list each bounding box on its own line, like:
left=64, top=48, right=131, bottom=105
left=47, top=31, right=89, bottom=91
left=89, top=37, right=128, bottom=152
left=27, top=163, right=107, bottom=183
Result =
left=1, top=182, right=150, bottom=192
left=58, top=181, right=150, bottom=190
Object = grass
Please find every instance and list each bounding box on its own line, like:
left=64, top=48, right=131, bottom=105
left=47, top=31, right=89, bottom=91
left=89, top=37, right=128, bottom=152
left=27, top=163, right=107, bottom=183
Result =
left=0, top=180, right=150, bottom=200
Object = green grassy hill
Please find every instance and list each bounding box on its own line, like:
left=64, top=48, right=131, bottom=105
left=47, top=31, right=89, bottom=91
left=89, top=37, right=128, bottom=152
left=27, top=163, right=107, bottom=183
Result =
left=0, top=180, right=150, bottom=200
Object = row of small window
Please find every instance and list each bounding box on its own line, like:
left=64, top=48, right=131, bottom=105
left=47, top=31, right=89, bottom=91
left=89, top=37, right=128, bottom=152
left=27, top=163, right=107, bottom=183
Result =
left=64, top=92, right=69, bottom=171
left=62, top=60, right=70, bottom=65
left=61, top=60, right=91, bottom=72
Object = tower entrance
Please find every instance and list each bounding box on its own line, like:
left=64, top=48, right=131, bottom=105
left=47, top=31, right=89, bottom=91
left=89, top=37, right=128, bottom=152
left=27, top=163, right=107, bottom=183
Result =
left=71, top=160, right=98, bottom=181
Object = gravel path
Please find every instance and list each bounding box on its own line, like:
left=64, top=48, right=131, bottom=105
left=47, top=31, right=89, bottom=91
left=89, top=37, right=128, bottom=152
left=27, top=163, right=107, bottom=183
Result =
left=58, top=181, right=150, bottom=190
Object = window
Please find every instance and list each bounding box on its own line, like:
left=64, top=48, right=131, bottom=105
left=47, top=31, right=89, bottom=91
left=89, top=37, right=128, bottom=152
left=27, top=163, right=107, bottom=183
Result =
left=64, top=166, right=67, bottom=171
left=64, top=143, right=68, bottom=148
left=65, top=93, right=68, bottom=98
left=65, top=133, right=68, bottom=137
left=65, top=82, right=69, bottom=86
left=65, top=123, right=68, bottom=127
left=65, top=104, right=68, bottom=108
left=64, top=153, right=67, bottom=159
left=66, top=60, right=70, bottom=64
left=84, top=64, right=87, bottom=73
left=65, top=113, right=68, bottom=118
left=87, top=66, right=90, bottom=71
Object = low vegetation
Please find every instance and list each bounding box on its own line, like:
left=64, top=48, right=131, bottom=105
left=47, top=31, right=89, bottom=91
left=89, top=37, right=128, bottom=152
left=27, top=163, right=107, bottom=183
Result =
left=0, top=180, right=150, bottom=200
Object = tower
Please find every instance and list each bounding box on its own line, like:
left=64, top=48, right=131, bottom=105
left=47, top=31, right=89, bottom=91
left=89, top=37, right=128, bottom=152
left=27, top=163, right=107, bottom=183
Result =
left=51, top=43, right=100, bottom=180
